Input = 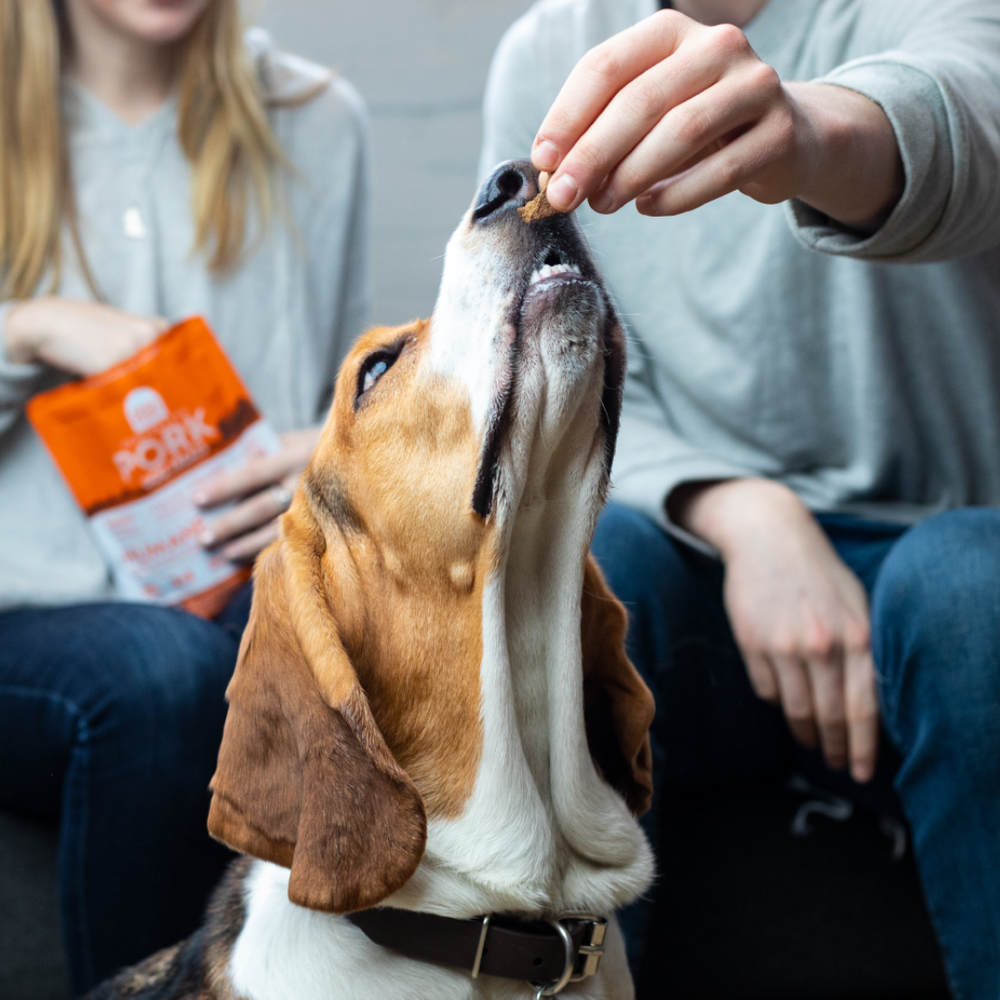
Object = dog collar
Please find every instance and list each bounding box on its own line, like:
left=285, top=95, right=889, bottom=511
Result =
left=346, top=908, right=607, bottom=995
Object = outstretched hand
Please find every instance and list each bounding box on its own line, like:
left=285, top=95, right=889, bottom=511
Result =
left=532, top=8, right=902, bottom=227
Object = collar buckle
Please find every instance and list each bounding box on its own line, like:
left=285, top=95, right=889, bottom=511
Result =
left=532, top=914, right=608, bottom=997
left=569, top=914, right=608, bottom=981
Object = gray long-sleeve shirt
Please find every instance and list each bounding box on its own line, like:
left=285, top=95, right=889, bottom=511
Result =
left=480, top=0, right=1000, bottom=548
left=0, top=37, right=371, bottom=608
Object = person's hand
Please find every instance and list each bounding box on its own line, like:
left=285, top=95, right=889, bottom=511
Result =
left=674, top=478, right=878, bottom=782
left=3, top=297, right=168, bottom=375
left=194, top=426, right=321, bottom=563
left=531, top=9, right=902, bottom=227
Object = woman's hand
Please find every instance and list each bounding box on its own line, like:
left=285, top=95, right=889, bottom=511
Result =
left=674, top=478, right=879, bottom=783
left=194, top=426, right=321, bottom=563
left=532, top=9, right=902, bottom=227
left=3, top=297, right=168, bottom=375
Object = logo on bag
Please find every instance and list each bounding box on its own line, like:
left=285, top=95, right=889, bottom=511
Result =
left=113, top=386, right=220, bottom=488
left=123, top=387, right=170, bottom=433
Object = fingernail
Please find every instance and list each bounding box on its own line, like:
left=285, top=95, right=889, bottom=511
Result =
left=591, top=186, right=614, bottom=214
left=193, top=491, right=209, bottom=507
left=852, top=761, right=873, bottom=783
left=547, top=173, right=578, bottom=211
left=533, top=139, right=559, bottom=171
left=199, top=530, right=215, bottom=547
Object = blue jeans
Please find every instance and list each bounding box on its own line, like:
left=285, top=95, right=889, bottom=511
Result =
left=591, top=504, right=1000, bottom=1000
left=0, top=585, right=252, bottom=995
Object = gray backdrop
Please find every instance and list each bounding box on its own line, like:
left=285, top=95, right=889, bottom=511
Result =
left=254, top=0, right=535, bottom=326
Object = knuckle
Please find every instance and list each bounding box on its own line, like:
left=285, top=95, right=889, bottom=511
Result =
left=622, top=75, right=666, bottom=123
left=583, top=44, right=626, bottom=88
left=651, top=8, right=686, bottom=40
left=672, top=103, right=714, bottom=147
left=748, top=60, right=781, bottom=94
left=803, top=624, right=836, bottom=662
left=709, top=22, right=749, bottom=56
left=712, top=153, right=743, bottom=191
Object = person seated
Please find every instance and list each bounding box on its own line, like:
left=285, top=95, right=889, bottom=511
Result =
left=0, top=0, right=369, bottom=992
left=481, top=1, right=1000, bottom=997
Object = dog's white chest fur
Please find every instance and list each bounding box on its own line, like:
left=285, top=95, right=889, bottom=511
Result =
left=229, top=863, right=635, bottom=1000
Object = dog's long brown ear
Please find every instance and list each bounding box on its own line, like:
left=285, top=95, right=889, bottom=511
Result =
left=208, top=528, right=427, bottom=913
left=581, top=554, right=655, bottom=817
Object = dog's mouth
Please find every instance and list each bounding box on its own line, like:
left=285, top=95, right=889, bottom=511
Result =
left=470, top=232, right=625, bottom=520
left=525, top=248, right=585, bottom=296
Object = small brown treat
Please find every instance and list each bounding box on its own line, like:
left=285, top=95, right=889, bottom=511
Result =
left=518, top=191, right=560, bottom=222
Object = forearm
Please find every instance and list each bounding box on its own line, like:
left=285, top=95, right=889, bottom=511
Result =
left=784, top=82, right=904, bottom=231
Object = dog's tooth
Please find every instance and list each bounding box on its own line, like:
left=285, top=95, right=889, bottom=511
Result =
left=529, top=268, right=541, bottom=285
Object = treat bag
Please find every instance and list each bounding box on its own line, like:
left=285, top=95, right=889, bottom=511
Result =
left=27, top=316, right=282, bottom=618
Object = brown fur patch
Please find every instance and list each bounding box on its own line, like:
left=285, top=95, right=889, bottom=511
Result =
left=117, top=945, right=184, bottom=996
left=209, top=320, right=491, bottom=913
left=209, top=542, right=428, bottom=913
left=581, top=554, right=655, bottom=817
left=518, top=191, right=559, bottom=222
left=299, top=321, right=488, bottom=817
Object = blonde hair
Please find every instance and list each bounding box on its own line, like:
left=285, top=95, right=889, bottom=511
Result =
left=0, top=0, right=284, bottom=301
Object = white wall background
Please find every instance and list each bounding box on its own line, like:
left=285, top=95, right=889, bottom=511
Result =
left=253, top=0, right=535, bottom=325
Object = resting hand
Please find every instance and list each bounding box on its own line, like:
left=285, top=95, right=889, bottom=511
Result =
left=3, top=297, right=168, bottom=375
left=195, top=427, right=321, bottom=562
left=531, top=9, right=902, bottom=226
left=674, top=478, right=878, bottom=782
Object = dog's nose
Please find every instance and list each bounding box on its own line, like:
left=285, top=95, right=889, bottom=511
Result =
left=473, top=159, right=539, bottom=223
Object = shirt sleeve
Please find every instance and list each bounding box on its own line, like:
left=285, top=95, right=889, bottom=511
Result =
left=788, top=0, right=1000, bottom=263
left=0, top=302, right=46, bottom=438
left=611, top=349, right=757, bottom=558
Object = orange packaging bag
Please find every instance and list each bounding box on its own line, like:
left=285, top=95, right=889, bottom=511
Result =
left=27, top=316, right=281, bottom=618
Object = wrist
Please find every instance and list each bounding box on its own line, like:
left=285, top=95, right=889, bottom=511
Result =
left=673, top=478, right=809, bottom=559
left=787, top=82, right=903, bottom=231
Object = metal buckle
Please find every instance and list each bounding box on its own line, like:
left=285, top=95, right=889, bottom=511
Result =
left=568, top=915, right=607, bottom=981
left=470, top=915, right=491, bottom=979
left=531, top=915, right=608, bottom=998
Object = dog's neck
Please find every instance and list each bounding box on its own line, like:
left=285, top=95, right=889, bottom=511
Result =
left=386, top=439, right=653, bottom=920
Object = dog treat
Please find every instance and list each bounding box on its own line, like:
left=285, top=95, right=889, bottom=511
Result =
left=518, top=190, right=560, bottom=222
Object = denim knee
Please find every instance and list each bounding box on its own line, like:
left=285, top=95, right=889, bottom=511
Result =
left=872, top=508, right=1000, bottom=743
left=54, top=603, right=237, bottom=768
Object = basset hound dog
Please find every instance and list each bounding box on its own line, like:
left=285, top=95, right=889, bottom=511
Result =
left=85, top=160, right=656, bottom=1000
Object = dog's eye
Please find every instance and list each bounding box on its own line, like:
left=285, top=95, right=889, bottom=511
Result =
left=362, top=359, right=389, bottom=393
left=355, top=343, right=404, bottom=405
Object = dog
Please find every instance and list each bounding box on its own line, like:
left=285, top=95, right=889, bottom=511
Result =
left=85, top=159, right=656, bottom=1000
